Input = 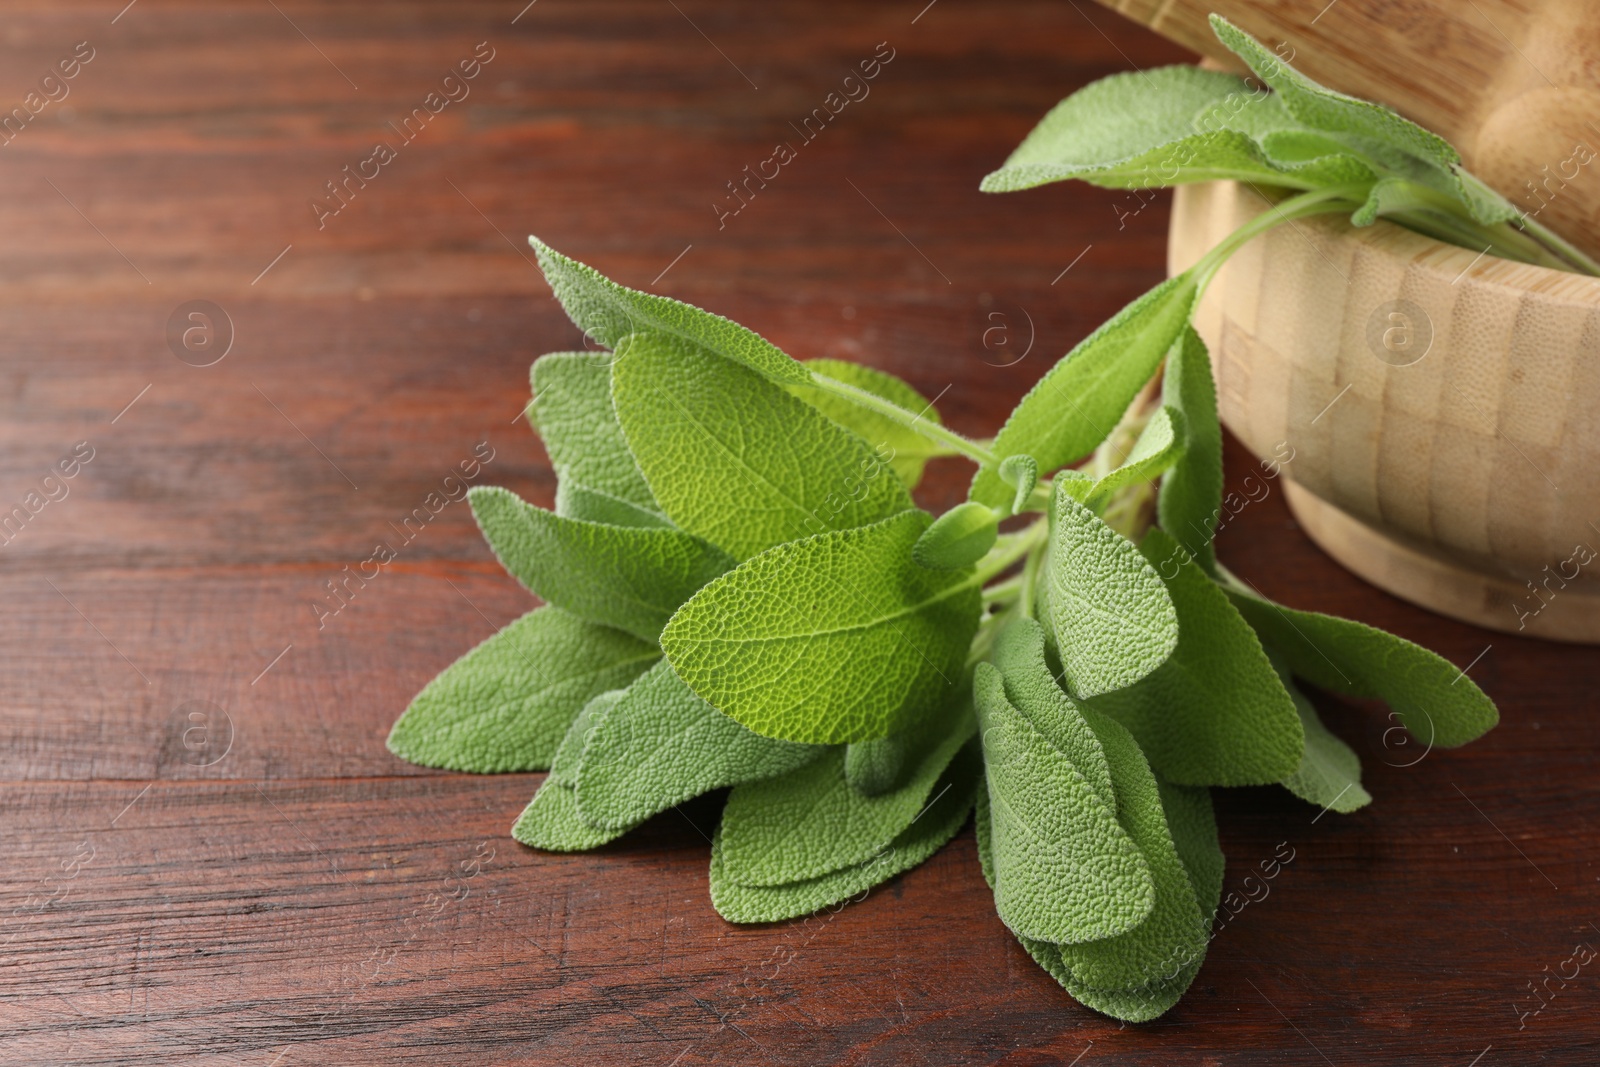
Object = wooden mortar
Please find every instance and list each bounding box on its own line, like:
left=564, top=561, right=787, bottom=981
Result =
left=1169, top=180, right=1600, bottom=642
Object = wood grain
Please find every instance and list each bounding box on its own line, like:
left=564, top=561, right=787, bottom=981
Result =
left=2, top=2, right=1597, bottom=1064
left=1170, top=179, right=1600, bottom=641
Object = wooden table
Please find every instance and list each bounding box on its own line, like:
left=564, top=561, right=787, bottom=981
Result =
left=4, top=2, right=1595, bottom=1063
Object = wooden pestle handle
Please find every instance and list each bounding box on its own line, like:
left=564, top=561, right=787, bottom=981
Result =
left=1091, top=0, right=1600, bottom=261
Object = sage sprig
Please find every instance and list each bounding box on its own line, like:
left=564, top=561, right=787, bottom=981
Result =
left=388, top=15, right=1516, bottom=1021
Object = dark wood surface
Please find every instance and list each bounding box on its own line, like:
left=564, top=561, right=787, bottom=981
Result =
left=3, top=2, right=1596, bottom=1064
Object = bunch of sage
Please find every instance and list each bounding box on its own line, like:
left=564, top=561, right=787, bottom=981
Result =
left=389, top=16, right=1513, bottom=1020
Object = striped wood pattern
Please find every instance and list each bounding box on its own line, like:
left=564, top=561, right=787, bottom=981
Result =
left=1169, top=179, right=1600, bottom=641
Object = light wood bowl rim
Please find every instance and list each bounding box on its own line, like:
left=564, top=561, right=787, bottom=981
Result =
left=1230, top=184, right=1600, bottom=305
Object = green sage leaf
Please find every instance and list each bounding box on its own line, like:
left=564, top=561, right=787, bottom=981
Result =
left=387, top=606, right=659, bottom=773
left=528, top=236, right=809, bottom=384
left=512, top=694, right=637, bottom=852
left=552, top=482, right=672, bottom=529
left=1047, top=486, right=1178, bottom=699
left=980, top=66, right=1292, bottom=193
left=1052, top=711, right=1210, bottom=990
left=612, top=332, right=913, bottom=562
left=718, top=705, right=974, bottom=886
left=1089, top=528, right=1304, bottom=786
left=973, top=726, right=1222, bottom=1022
left=913, top=501, right=999, bottom=571
left=1208, top=15, right=1518, bottom=225
left=470, top=485, right=735, bottom=643
left=1223, top=573, right=1498, bottom=748
left=975, top=661, right=1154, bottom=944
left=662, top=510, right=982, bottom=744
left=709, top=740, right=979, bottom=924
left=990, top=617, right=1115, bottom=812
left=844, top=733, right=910, bottom=797
left=998, top=453, right=1039, bottom=516
left=791, top=358, right=950, bottom=489
left=1278, top=670, right=1371, bottom=814
left=972, top=274, right=1197, bottom=508
left=573, top=658, right=824, bottom=830
left=1084, top=405, right=1186, bottom=511
left=531, top=352, right=660, bottom=516
left=1156, top=326, right=1223, bottom=573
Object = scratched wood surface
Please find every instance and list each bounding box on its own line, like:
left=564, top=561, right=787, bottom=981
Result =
left=2, top=2, right=1596, bottom=1064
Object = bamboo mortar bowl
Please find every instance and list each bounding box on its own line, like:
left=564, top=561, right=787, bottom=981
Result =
left=1169, top=180, right=1600, bottom=643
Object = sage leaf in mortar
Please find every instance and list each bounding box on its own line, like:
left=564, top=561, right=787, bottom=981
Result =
left=1048, top=486, right=1178, bottom=699
left=387, top=606, right=659, bottom=773
left=574, top=658, right=824, bottom=831
left=979, top=65, right=1293, bottom=193
left=1222, top=571, right=1498, bottom=748
left=971, top=273, right=1198, bottom=509
left=1089, top=529, right=1304, bottom=786
left=975, top=661, right=1154, bottom=944
left=528, top=236, right=809, bottom=384
left=790, top=358, right=951, bottom=489
left=469, top=485, right=734, bottom=643
left=1206, top=15, right=1519, bottom=227
left=612, top=331, right=913, bottom=562
left=661, top=510, right=981, bottom=744
left=718, top=704, right=974, bottom=886
left=710, top=740, right=981, bottom=924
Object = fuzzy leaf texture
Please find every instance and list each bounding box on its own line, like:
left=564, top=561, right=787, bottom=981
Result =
left=1089, top=529, right=1304, bottom=786
left=913, top=502, right=999, bottom=571
left=1279, top=671, right=1371, bottom=814
left=980, top=66, right=1294, bottom=193
left=1208, top=15, right=1519, bottom=225
left=1083, top=405, right=1185, bottom=511
left=612, top=332, right=913, bottom=562
left=387, top=606, right=659, bottom=773
left=717, top=703, right=974, bottom=886
left=574, top=658, right=824, bottom=830
left=528, top=236, right=809, bottom=384
left=974, top=749, right=1223, bottom=1021
left=709, top=740, right=980, bottom=924
left=1223, top=573, right=1497, bottom=748
left=790, top=358, right=949, bottom=488
left=975, top=661, right=1154, bottom=944
left=512, top=693, right=637, bottom=852
left=1048, top=710, right=1210, bottom=990
left=530, top=352, right=661, bottom=517
left=989, top=618, right=1115, bottom=812
left=971, top=274, right=1197, bottom=508
left=662, top=510, right=981, bottom=744
left=1048, top=486, right=1178, bottom=699
left=1156, top=326, right=1223, bottom=573
left=469, top=485, right=734, bottom=643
